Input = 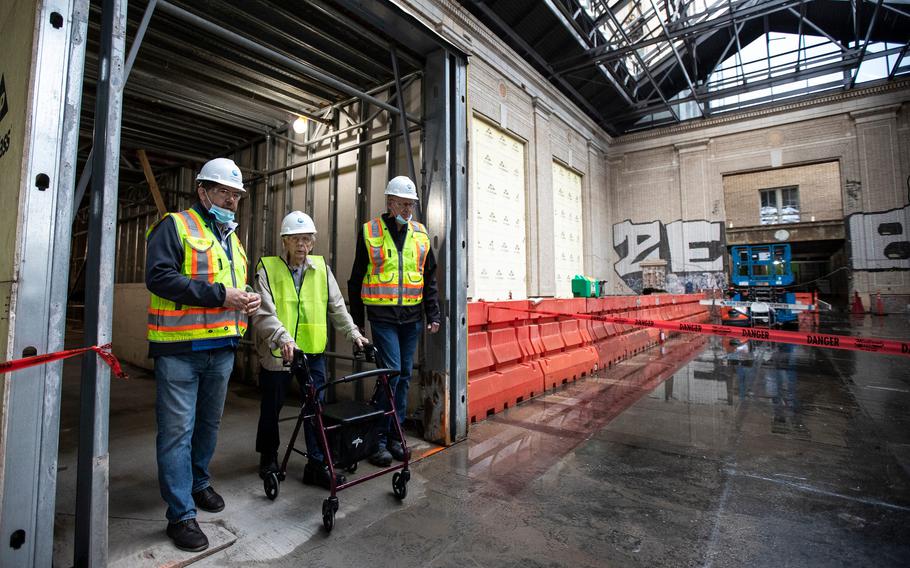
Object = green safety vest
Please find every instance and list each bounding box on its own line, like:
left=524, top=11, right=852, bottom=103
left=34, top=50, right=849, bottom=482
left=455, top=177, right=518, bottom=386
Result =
left=147, top=209, right=248, bottom=342
left=259, top=255, right=329, bottom=355
left=361, top=217, right=430, bottom=306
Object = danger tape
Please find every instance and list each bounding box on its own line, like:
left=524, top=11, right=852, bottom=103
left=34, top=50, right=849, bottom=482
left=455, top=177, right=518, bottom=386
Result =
left=488, top=305, right=910, bottom=358
left=0, top=343, right=128, bottom=379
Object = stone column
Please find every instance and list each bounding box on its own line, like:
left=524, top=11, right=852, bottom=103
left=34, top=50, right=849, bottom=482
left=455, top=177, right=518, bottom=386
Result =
left=530, top=97, right=555, bottom=296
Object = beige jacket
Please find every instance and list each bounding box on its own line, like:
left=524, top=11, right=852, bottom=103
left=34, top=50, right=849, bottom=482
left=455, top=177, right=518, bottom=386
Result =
left=251, top=256, right=365, bottom=372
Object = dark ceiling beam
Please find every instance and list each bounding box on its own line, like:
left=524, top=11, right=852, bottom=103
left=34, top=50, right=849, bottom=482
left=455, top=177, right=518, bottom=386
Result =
left=541, top=0, right=639, bottom=108
left=554, top=0, right=805, bottom=75
left=648, top=0, right=705, bottom=117
left=467, top=0, right=620, bottom=135
left=847, top=0, right=884, bottom=89
left=615, top=43, right=903, bottom=121
left=598, top=2, right=680, bottom=121
left=784, top=7, right=850, bottom=53
left=888, top=41, right=910, bottom=80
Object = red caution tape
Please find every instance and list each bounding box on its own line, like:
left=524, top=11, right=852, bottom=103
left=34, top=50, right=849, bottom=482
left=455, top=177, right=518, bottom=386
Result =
left=0, top=343, right=128, bottom=379
left=489, top=305, right=910, bottom=358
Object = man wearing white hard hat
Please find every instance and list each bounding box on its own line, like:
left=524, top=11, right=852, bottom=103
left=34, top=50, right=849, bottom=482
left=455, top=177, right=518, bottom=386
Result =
left=252, top=211, right=367, bottom=488
left=348, top=176, right=441, bottom=467
left=145, top=157, right=261, bottom=552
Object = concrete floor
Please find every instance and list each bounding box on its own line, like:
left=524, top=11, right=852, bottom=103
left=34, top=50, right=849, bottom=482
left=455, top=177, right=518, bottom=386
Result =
left=53, top=314, right=910, bottom=567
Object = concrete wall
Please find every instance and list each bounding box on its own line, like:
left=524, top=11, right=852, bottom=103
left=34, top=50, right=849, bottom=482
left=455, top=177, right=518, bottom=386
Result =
left=608, top=82, right=910, bottom=301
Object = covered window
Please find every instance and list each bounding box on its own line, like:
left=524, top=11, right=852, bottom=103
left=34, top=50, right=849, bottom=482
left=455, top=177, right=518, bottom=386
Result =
left=759, top=187, right=800, bottom=225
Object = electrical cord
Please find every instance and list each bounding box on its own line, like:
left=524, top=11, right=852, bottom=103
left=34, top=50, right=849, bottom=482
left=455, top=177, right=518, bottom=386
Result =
left=781, top=266, right=850, bottom=290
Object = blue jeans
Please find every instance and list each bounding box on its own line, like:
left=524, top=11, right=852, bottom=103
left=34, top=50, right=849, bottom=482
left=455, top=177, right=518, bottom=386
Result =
left=370, top=320, right=422, bottom=446
left=255, top=355, right=327, bottom=463
left=155, top=349, right=234, bottom=522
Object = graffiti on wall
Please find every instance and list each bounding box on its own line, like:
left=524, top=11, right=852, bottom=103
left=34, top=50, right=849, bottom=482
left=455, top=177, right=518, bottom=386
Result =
left=613, top=219, right=726, bottom=293
left=848, top=204, right=910, bottom=271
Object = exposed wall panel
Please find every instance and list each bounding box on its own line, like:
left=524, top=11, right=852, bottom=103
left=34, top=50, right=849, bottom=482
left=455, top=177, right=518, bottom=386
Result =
left=470, top=114, right=527, bottom=300
left=552, top=161, right=584, bottom=297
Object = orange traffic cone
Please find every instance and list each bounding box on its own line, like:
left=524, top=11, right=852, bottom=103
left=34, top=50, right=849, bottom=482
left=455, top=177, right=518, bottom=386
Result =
left=851, top=291, right=865, bottom=316
left=875, top=292, right=886, bottom=317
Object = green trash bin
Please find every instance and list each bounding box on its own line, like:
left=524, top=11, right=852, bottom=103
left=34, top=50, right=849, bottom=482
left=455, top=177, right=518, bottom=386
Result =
left=571, top=274, right=591, bottom=298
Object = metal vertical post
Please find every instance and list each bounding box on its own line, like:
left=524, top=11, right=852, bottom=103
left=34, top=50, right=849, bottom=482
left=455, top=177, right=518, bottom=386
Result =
left=421, top=50, right=468, bottom=444
left=74, top=0, right=127, bottom=565
left=353, top=101, right=373, bottom=398
left=327, top=110, right=340, bottom=399
left=390, top=48, right=417, bottom=184
left=0, top=1, right=89, bottom=565
left=305, top=119, right=316, bottom=215
left=71, top=0, right=156, bottom=222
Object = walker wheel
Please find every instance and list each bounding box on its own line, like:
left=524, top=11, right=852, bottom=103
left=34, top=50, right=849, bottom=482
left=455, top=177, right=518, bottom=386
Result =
left=264, top=472, right=279, bottom=501
left=322, top=498, right=336, bottom=532
left=392, top=471, right=408, bottom=500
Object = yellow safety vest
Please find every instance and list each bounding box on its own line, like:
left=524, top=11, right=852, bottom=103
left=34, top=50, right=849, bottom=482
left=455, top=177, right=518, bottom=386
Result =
left=259, top=255, right=329, bottom=355
left=361, top=217, right=430, bottom=306
left=147, top=209, right=248, bottom=342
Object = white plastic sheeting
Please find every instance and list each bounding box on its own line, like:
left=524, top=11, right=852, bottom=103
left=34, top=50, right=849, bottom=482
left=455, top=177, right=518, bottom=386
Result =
left=553, top=161, right=584, bottom=297
left=470, top=115, right=527, bottom=300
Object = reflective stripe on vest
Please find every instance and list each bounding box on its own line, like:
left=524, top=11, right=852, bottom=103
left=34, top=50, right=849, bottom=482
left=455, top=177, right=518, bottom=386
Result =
left=147, top=209, right=249, bottom=342
left=361, top=216, right=430, bottom=306
left=259, top=255, right=329, bottom=355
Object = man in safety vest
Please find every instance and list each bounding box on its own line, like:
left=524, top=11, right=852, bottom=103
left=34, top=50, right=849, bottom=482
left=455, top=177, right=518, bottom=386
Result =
left=146, top=157, right=261, bottom=552
left=252, top=211, right=366, bottom=488
left=348, top=176, right=441, bottom=467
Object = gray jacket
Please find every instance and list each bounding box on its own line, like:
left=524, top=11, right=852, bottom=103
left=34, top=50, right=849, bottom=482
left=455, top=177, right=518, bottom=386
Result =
left=252, top=256, right=365, bottom=372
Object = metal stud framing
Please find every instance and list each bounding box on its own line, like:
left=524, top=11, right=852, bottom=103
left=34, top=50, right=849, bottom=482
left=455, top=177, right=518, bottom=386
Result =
left=3, top=1, right=470, bottom=564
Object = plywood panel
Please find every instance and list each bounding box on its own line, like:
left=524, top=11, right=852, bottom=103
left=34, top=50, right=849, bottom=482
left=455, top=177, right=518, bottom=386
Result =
left=471, top=114, right=527, bottom=300
left=553, top=161, right=584, bottom=297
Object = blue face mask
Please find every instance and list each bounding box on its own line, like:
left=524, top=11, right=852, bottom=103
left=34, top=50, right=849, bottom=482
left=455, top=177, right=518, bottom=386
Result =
left=395, top=214, right=411, bottom=225
left=203, top=192, right=236, bottom=224
left=210, top=204, right=235, bottom=224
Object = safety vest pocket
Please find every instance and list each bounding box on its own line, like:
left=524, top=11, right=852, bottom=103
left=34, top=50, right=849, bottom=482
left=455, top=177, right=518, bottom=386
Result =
left=186, top=237, right=214, bottom=254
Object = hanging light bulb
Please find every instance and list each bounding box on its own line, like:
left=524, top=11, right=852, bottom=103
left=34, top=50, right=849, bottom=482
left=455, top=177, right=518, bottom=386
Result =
left=292, top=116, right=307, bottom=134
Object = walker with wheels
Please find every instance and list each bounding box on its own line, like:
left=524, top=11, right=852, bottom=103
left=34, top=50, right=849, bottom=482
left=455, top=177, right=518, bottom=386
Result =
left=261, top=344, right=411, bottom=532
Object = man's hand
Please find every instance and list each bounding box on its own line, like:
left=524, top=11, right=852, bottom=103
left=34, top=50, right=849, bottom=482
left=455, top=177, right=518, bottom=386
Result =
left=223, top=287, right=250, bottom=310
left=244, top=292, right=261, bottom=316
left=427, top=322, right=440, bottom=334
left=353, top=336, right=368, bottom=348
left=281, top=340, right=298, bottom=363
left=223, top=287, right=261, bottom=315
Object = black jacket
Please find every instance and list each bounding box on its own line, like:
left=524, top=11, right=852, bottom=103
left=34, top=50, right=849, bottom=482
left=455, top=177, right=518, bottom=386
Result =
left=347, top=213, right=441, bottom=328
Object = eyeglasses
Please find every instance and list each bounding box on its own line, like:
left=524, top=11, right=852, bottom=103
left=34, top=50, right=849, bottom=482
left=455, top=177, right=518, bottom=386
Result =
left=389, top=199, right=415, bottom=209
left=283, top=234, right=315, bottom=244
left=209, top=187, right=244, bottom=201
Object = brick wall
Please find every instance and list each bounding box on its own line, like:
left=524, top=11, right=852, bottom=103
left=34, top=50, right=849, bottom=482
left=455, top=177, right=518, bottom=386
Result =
left=722, top=161, right=843, bottom=229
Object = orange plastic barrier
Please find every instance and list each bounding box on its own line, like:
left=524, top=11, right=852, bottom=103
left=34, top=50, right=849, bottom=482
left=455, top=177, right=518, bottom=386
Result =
left=467, top=294, right=711, bottom=424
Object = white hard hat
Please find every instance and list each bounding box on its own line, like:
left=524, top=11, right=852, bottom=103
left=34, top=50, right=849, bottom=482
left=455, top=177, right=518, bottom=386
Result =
left=384, top=176, right=419, bottom=200
left=196, top=158, right=246, bottom=193
left=280, top=211, right=317, bottom=236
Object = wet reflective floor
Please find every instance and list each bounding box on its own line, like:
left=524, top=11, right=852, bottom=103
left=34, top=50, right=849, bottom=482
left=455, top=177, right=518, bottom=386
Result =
left=52, top=315, right=910, bottom=567
left=264, top=315, right=910, bottom=568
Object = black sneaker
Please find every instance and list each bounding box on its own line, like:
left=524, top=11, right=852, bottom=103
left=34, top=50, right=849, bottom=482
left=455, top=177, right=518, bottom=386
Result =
left=166, top=518, right=209, bottom=552
left=192, top=486, right=225, bottom=513
left=368, top=446, right=393, bottom=467
left=259, top=453, right=279, bottom=480
left=302, top=461, right=346, bottom=489
left=388, top=440, right=408, bottom=462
